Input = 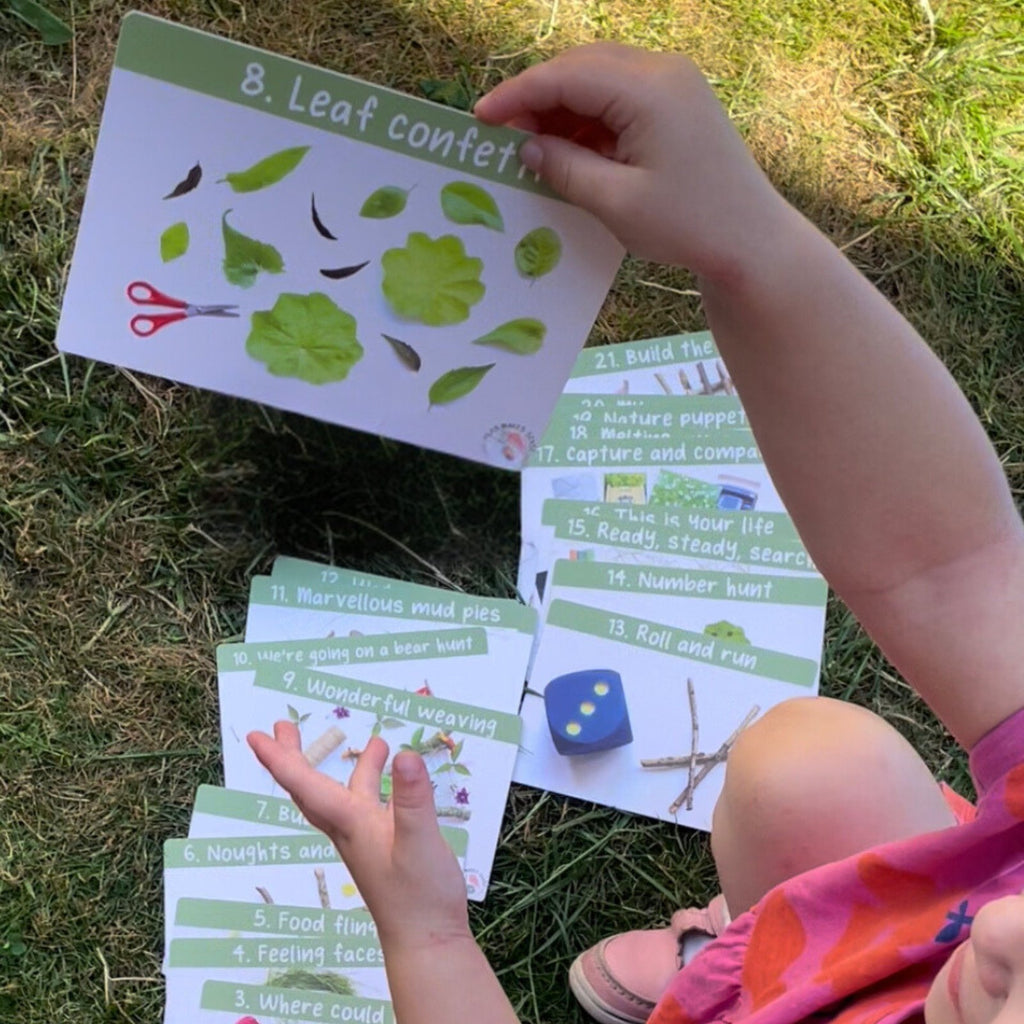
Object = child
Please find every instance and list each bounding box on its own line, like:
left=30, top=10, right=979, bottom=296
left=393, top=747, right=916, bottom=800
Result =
left=249, top=43, right=1024, bottom=1024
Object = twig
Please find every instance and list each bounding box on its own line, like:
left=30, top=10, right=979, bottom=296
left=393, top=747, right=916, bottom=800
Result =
left=716, top=360, right=735, bottom=396
left=315, top=868, right=331, bottom=909
left=256, top=887, right=275, bottom=904
left=686, top=679, right=699, bottom=811
left=655, top=372, right=672, bottom=395
left=436, top=806, right=472, bottom=821
left=669, top=705, right=760, bottom=815
left=640, top=753, right=714, bottom=768
left=636, top=278, right=701, bottom=297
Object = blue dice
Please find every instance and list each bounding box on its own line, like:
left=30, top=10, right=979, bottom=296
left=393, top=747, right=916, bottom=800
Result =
left=544, top=669, right=633, bottom=756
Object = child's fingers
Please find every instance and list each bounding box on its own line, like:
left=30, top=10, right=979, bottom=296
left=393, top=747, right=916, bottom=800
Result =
left=390, top=751, right=442, bottom=847
left=521, top=135, right=633, bottom=221
left=348, top=735, right=388, bottom=801
left=272, top=719, right=303, bottom=750
left=475, top=46, right=638, bottom=133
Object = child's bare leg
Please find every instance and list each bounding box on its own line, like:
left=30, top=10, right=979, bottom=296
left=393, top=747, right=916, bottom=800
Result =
left=711, top=696, right=957, bottom=916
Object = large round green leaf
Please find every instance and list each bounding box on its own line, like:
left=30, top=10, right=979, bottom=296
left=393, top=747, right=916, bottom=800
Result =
left=246, top=292, right=363, bottom=384
left=381, top=232, right=485, bottom=326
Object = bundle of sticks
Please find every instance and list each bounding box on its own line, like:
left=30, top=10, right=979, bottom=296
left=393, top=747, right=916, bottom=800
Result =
left=640, top=679, right=759, bottom=814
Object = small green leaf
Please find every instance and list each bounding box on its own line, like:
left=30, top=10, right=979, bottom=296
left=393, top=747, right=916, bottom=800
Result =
left=381, top=717, right=404, bottom=729
left=8, top=0, right=72, bottom=44
left=453, top=763, right=471, bottom=776
left=220, top=146, right=310, bottom=193
left=515, top=226, right=562, bottom=279
left=299, top=713, right=311, bottom=723
left=451, top=740, right=464, bottom=761
left=410, top=727, right=425, bottom=748
left=287, top=704, right=300, bottom=723
left=472, top=318, right=546, bottom=355
left=381, top=232, right=484, bottom=326
left=246, top=292, right=363, bottom=384
left=428, top=364, right=495, bottom=406
left=222, top=210, right=284, bottom=288
left=160, top=222, right=189, bottom=263
left=371, top=722, right=382, bottom=736
left=435, top=763, right=453, bottom=773
left=440, top=182, right=504, bottom=231
left=360, top=186, right=409, bottom=219
left=419, top=79, right=474, bottom=111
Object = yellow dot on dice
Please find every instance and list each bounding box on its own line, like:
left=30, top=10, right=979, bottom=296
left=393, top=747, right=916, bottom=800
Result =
left=580, top=701, right=596, bottom=716
left=566, top=721, right=582, bottom=736
left=594, top=682, right=610, bottom=696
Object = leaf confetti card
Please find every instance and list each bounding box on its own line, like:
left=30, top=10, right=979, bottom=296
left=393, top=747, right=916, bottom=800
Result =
left=56, top=13, right=624, bottom=468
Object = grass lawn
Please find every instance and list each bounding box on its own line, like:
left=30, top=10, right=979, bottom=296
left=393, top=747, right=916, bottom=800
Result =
left=1, top=1, right=1022, bottom=1021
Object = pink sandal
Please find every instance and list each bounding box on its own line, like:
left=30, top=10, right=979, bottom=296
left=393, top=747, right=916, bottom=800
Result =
left=568, top=895, right=730, bottom=1024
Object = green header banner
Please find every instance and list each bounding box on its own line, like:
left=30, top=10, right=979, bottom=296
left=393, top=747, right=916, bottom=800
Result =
left=571, top=333, right=718, bottom=377
left=217, top=626, right=490, bottom=672
left=543, top=499, right=815, bottom=572
left=254, top=665, right=523, bottom=744
left=550, top=559, right=826, bottom=605
left=169, top=936, right=383, bottom=969
left=249, top=576, right=537, bottom=634
left=546, top=599, right=818, bottom=687
left=201, top=980, right=394, bottom=1024
left=174, top=897, right=377, bottom=939
left=115, top=13, right=550, bottom=197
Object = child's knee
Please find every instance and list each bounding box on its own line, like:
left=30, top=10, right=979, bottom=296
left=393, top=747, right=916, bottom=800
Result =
left=714, top=696, right=952, bottom=849
left=722, top=696, right=879, bottom=799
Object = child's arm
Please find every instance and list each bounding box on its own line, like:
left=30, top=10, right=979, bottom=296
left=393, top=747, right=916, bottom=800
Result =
left=247, top=724, right=522, bottom=1024
left=476, top=44, right=1024, bottom=750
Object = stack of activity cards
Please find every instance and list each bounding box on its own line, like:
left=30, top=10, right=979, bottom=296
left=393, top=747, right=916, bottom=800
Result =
left=512, top=333, right=828, bottom=833
left=163, top=558, right=534, bottom=1023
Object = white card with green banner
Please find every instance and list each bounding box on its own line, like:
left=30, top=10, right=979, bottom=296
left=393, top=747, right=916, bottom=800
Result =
left=200, top=980, right=392, bottom=1024
left=513, top=598, right=819, bottom=829
left=164, top=818, right=465, bottom=964
left=216, top=626, right=520, bottom=738
left=161, top=901, right=389, bottom=1019
left=523, top=498, right=815, bottom=611
left=166, top=965, right=390, bottom=1024
left=537, top=559, right=826, bottom=676
left=163, top=837, right=366, bottom=961
left=162, top=844, right=390, bottom=1020
left=165, top=917, right=389, bottom=1021
left=220, top=663, right=521, bottom=898
left=566, top=332, right=733, bottom=397
left=243, top=577, right=535, bottom=713
left=56, top=13, right=624, bottom=470
left=517, top=394, right=775, bottom=598
left=186, top=785, right=468, bottom=857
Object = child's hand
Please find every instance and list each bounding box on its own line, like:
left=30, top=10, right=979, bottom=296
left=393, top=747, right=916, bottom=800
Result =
left=247, top=723, right=471, bottom=952
left=474, top=43, right=795, bottom=280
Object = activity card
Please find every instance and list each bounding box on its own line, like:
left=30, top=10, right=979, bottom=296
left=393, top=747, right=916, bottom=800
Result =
left=536, top=559, right=826, bottom=678
left=517, top=394, right=777, bottom=598
left=242, top=577, right=534, bottom=713
left=215, top=627, right=525, bottom=744
left=57, top=13, right=624, bottom=469
left=162, top=840, right=386, bottom=1021
left=566, top=332, right=731, bottom=397
left=221, top=663, right=521, bottom=898
left=513, top=599, right=820, bottom=830
left=522, top=498, right=814, bottom=610
left=186, top=786, right=468, bottom=858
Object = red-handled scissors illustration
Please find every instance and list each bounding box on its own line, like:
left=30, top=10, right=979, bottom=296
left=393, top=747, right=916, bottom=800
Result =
left=127, top=281, right=239, bottom=337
